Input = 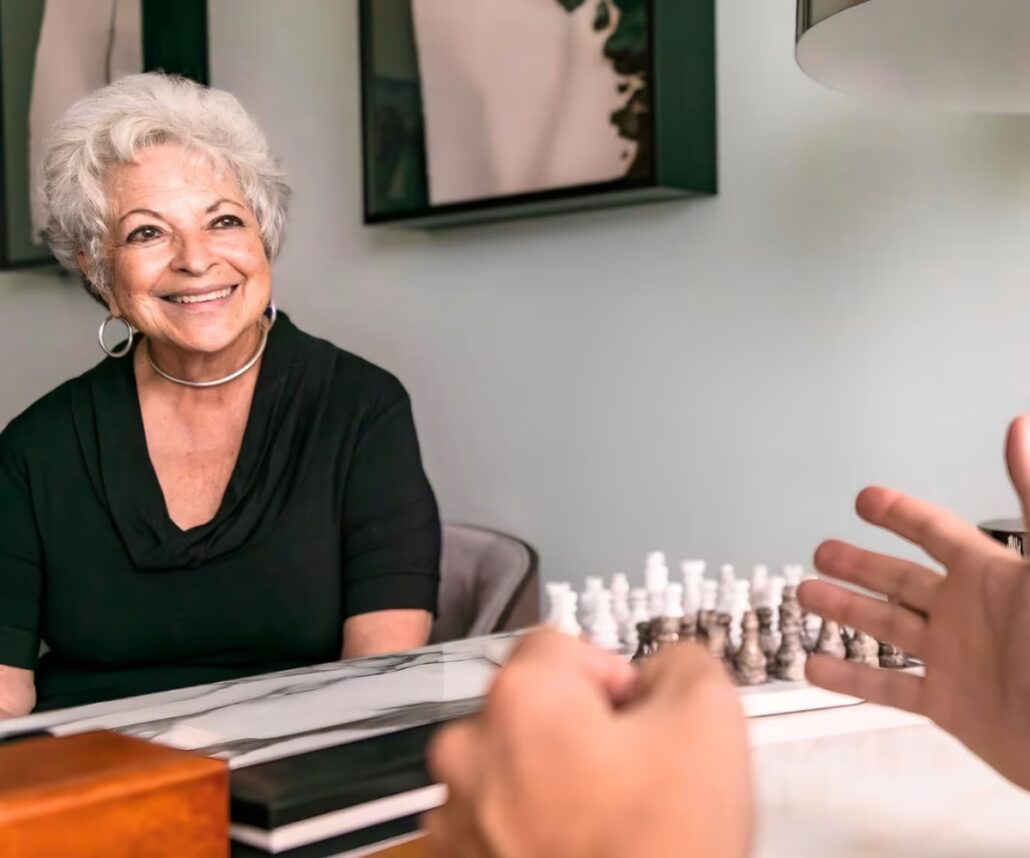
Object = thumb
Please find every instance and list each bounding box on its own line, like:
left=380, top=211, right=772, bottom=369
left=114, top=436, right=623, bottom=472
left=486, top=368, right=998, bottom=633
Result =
left=1005, top=415, right=1030, bottom=528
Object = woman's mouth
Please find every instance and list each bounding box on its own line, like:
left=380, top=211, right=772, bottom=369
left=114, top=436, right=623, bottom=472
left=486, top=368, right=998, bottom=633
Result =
left=163, top=284, right=238, bottom=305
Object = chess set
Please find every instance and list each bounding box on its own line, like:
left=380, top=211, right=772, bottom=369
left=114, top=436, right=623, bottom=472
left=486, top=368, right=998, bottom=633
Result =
left=545, top=552, right=912, bottom=716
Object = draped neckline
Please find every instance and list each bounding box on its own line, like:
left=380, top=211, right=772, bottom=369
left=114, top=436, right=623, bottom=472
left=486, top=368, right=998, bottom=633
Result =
left=72, top=313, right=306, bottom=570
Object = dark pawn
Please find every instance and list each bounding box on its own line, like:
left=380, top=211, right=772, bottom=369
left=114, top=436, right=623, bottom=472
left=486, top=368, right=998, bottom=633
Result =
left=757, top=606, right=779, bottom=661
left=631, top=621, right=653, bottom=663
left=879, top=641, right=906, bottom=669
left=814, top=619, right=846, bottom=659
left=846, top=630, right=879, bottom=667
left=655, top=616, right=681, bottom=651
left=774, top=617, right=807, bottom=682
left=734, top=611, right=768, bottom=686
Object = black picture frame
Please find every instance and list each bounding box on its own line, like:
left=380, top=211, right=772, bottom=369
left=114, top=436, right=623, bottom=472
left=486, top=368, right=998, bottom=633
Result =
left=0, top=0, right=208, bottom=270
left=359, top=0, right=716, bottom=228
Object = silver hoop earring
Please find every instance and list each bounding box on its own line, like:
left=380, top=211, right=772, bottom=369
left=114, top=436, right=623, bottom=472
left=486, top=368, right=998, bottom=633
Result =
left=264, top=301, right=278, bottom=330
left=98, top=315, right=136, bottom=358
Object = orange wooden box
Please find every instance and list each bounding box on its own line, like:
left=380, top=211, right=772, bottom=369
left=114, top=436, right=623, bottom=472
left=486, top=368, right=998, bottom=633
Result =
left=0, top=730, right=228, bottom=858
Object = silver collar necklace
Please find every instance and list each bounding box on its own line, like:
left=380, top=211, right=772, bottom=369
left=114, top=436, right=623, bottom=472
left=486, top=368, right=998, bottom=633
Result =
left=144, top=303, right=277, bottom=389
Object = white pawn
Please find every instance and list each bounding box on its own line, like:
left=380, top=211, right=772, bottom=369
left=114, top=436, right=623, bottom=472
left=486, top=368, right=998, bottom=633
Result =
left=623, top=587, right=650, bottom=650
left=645, top=551, right=670, bottom=618
left=701, top=579, right=718, bottom=613
left=545, top=582, right=571, bottom=626
left=730, top=579, right=751, bottom=648
left=556, top=590, right=582, bottom=638
left=580, top=576, right=604, bottom=628
left=664, top=583, right=685, bottom=619
left=588, top=591, right=621, bottom=651
left=717, top=564, right=736, bottom=614
left=611, top=574, right=630, bottom=629
left=783, top=563, right=804, bottom=587
left=751, top=564, right=770, bottom=607
left=681, top=560, right=705, bottom=615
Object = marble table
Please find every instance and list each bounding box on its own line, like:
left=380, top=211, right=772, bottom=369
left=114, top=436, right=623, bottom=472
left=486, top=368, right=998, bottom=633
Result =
left=3, top=635, right=1030, bottom=856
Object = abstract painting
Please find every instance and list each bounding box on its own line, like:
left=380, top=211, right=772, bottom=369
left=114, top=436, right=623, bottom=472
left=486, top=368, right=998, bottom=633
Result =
left=360, top=0, right=715, bottom=227
left=0, top=0, right=207, bottom=269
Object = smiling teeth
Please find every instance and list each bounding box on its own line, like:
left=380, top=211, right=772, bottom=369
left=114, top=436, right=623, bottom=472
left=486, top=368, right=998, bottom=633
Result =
left=167, top=286, right=234, bottom=304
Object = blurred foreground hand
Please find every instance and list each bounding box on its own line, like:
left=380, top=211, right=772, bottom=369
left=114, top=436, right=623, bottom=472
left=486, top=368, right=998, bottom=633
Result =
left=801, top=415, right=1030, bottom=790
left=424, top=629, right=752, bottom=858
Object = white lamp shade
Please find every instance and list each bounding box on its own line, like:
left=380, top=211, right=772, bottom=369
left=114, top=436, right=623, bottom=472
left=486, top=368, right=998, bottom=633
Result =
left=796, top=0, right=1030, bottom=112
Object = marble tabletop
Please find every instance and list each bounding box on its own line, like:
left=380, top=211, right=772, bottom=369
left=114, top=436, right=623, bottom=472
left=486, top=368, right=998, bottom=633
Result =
left=4, top=634, right=1030, bottom=855
left=0, top=635, right=504, bottom=770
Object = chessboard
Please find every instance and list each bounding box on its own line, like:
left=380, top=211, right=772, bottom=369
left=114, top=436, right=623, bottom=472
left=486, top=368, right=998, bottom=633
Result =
left=540, top=553, right=915, bottom=718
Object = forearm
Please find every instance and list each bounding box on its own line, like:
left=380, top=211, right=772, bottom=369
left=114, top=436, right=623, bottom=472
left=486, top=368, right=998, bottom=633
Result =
left=342, top=609, right=432, bottom=659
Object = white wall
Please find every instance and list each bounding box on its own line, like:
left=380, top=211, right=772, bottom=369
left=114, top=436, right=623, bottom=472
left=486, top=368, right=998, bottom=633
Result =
left=5, top=0, right=1030, bottom=588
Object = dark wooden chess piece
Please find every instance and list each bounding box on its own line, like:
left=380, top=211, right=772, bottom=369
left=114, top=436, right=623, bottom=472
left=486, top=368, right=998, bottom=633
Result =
left=631, top=621, right=653, bottom=663
left=878, top=640, right=906, bottom=669
left=756, top=605, right=779, bottom=661
left=679, top=613, right=698, bottom=643
left=814, top=619, right=846, bottom=659
left=716, top=612, right=734, bottom=663
left=655, top=616, right=681, bottom=651
left=706, top=616, right=730, bottom=665
left=734, top=611, right=768, bottom=686
left=846, top=630, right=879, bottom=667
left=774, top=616, right=807, bottom=682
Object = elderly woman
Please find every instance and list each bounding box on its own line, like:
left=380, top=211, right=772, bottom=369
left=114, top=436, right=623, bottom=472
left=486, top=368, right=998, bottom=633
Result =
left=0, top=74, right=440, bottom=716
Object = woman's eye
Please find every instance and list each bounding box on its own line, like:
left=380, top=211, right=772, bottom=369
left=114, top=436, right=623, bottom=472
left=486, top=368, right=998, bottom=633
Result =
left=126, top=225, right=161, bottom=243
left=211, top=214, right=244, bottom=229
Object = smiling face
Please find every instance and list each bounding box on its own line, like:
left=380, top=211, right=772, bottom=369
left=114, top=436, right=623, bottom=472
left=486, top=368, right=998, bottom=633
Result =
left=93, top=143, right=272, bottom=358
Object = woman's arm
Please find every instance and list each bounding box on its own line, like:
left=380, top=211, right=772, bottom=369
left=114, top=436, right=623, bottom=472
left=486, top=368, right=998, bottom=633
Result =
left=0, top=665, right=35, bottom=719
left=342, top=609, right=432, bottom=659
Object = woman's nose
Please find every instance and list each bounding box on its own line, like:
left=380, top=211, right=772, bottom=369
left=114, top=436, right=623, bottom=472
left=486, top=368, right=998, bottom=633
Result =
left=170, top=230, right=217, bottom=276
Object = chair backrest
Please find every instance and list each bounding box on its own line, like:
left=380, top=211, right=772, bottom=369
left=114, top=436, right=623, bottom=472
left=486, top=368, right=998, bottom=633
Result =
left=430, top=524, right=539, bottom=644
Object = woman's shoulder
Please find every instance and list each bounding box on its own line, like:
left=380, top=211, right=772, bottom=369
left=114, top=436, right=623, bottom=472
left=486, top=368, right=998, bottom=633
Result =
left=286, top=320, right=410, bottom=405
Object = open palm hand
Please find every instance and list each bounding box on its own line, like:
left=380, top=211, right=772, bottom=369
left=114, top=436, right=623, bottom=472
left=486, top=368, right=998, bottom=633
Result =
left=799, top=416, right=1030, bottom=790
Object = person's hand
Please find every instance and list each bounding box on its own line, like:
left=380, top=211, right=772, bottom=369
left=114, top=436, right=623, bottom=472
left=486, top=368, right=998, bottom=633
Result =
left=423, top=629, right=752, bottom=858
left=799, top=415, right=1030, bottom=790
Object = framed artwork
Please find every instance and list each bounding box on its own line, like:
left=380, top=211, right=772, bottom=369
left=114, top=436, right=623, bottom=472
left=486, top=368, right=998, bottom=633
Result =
left=0, top=0, right=208, bottom=269
left=360, top=0, right=716, bottom=228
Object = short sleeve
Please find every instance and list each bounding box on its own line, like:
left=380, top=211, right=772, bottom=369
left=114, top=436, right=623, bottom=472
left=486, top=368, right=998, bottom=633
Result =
left=341, top=386, right=441, bottom=619
left=0, top=444, right=43, bottom=669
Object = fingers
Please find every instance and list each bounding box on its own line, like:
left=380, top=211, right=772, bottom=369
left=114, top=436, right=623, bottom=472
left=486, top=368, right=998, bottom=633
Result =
left=805, top=654, right=924, bottom=715
left=632, top=641, right=741, bottom=715
left=423, top=802, right=489, bottom=858
left=855, top=486, right=1004, bottom=569
left=813, top=539, right=941, bottom=613
left=1006, top=415, right=1030, bottom=529
left=798, top=579, right=926, bottom=656
left=427, top=719, right=483, bottom=799
left=499, top=629, right=639, bottom=707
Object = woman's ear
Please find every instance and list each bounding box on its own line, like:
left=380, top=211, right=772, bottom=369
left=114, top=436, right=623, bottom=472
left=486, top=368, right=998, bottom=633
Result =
left=79, top=250, right=118, bottom=315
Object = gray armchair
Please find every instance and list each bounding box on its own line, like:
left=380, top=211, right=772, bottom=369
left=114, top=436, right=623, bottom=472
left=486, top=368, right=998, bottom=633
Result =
left=430, top=524, right=539, bottom=644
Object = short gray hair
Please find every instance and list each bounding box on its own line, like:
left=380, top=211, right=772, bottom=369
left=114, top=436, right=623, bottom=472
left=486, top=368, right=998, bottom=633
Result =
left=40, top=72, right=290, bottom=303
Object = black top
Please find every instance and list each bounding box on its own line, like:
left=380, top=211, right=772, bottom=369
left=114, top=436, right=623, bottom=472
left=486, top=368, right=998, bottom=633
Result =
left=0, top=313, right=440, bottom=712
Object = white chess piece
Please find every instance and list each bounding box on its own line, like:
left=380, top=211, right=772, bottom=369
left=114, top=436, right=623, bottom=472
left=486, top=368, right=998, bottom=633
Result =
left=730, top=579, right=751, bottom=648
left=623, top=587, right=650, bottom=649
left=664, top=583, right=685, bottom=619
left=588, top=590, right=621, bottom=651
left=717, top=564, right=736, bottom=614
left=610, top=574, right=630, bottom=630
left=545, top=582, right=571, bottom=627
left=645, top=551, right=669, bottom=618
left=751, top=564, right=770, bottom=608
left=681, top=560, right=705, bottom=616
left=556, top=590, right=582, bottom=638
left=580, top=576, right=604, bottom=628
left=701, top=579, right=718, bottom=613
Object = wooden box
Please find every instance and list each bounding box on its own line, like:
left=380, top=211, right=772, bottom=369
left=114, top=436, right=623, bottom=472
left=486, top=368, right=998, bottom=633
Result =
left=0, top=730, right=228, bottom=858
